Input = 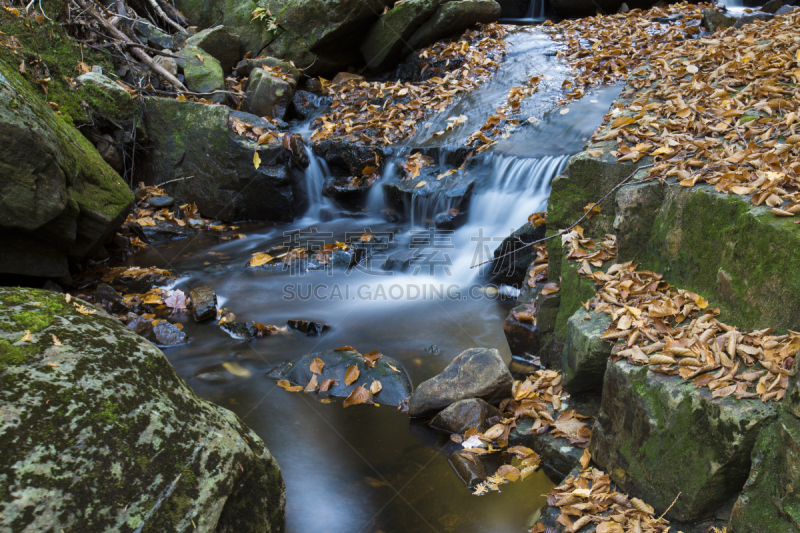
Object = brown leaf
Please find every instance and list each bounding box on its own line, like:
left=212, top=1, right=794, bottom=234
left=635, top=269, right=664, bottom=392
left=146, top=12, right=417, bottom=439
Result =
left=305, top=374, right=319, bottom=392
left=343, top=385, right=374, bottom=407
left=319, top=378, right=336, bottom=392
left=310, top=358, right=325, bottom=374
left=344, top=364, right=360, bottom=385
left=277, top=379, right=303, bottom=392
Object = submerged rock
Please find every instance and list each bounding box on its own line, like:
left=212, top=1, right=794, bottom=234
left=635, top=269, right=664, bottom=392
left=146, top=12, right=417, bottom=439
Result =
left=430, top=398, right=502, bottom=434
left=127, top=316, right=188, bottom=346
left=189, top=286, right=217, bottom=322
left=268, top=349, right=412, bottom=407
left=590, top=359, right=777, bottom=522
left=449, top=449, right=487, bottom=488
left=408, top=348, right=512, bottom=417
left=0, top=287, right=285, bottom=532
left=287, top=319, right=330, bottom=336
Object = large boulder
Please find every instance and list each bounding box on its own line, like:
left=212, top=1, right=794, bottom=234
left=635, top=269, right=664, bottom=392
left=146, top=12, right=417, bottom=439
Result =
left=702, top=7, right=737, bottom=32
left=0, top=287, right=285, bottom=532
left=0, top=59, right=134, bottom=279
left=142, top=97, right=295, bottom=222
left=262, top=0, right=394, bottom=75
left=185, top=25, right=242, bottom=74
left=408, top=348, right=512, bottom=417
left=407, top=0, right=501, bottom=50
left=490, top=222, right=546, bottom=286
left=557, top=309, right=612, bottom=394
left=589, top=360, right=777, bottom=522
left=361, top=0, right=445, bottom=72
left=75, top=72, right=139, bottom=124
left=267, top=349, right=412, bottom=407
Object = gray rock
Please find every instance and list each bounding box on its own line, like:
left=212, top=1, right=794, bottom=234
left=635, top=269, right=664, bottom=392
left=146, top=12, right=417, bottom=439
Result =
left=381, top=249, right=422, bottom=272
left=503, top=304, right=539, bottom=357
left=95, top=282, right=125, bottom=313
left=291, top=89, right=328, bottom=119
left=235, top=56, right=300, bottom=83
left=143, top=97, right=295, bottom=223
left=760, top=0, right=782, bottom=13
left=590, top=359, right=777, bottom=522
left=151, top=320, right=188, bottom=346
left=407, top=0, right=501, bottom=50
left=0, top=287, right=285, bottom=532
left=734, top=11, right=774, bottom=28
left=137, top=219, right=197, bottom=243
left=361, top=0, right=445, bottom=72
left=154, top=55, right=178, bottom=77
left=243, top=68, right=294, bottom=120
left=76, top=72, right=138, bottom=122
left=145, top=195, right=174, bottom=208
left=430, top=398, right=502, bottom=434
left=0, top=60, right=133, bottom=279
left=558, top=309, right=612, bottom=394
left=185, top=25, right=241, bottom=73
left=408, top=348, right=512, bottom=417
left=490, top=222, right=546, bottom=286
left=221, top=321, right=256, bottom=340
left=775, top=4, right=798, bottom=15
left=176, top=45, right=226, bottom=102
left=703, top=7, right=737, bottom=31
left=268, top=349, right=412, bottom=407
left=132, top=19, right=175, bottom=49
left=613, top=180, right=665, bottom=261
left=189, top=286, right=217, bottom=322
left=449, top=449, right=487, bottom=488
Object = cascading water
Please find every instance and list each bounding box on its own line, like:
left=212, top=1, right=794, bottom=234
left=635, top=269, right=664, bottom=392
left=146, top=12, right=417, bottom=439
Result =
left=296, top=145, right=330, bottom=219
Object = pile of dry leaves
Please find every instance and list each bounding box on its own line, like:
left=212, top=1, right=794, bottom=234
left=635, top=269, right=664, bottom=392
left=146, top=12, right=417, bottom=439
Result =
left=531, top=451, right=670, bottom=533
left=585, top=261, right=796, bottom=402
left=310, top=24, right=507, bottom=146
left=467, top=75, right=542, bottom=153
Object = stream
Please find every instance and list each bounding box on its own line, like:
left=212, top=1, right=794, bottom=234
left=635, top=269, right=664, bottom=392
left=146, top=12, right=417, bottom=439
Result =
left=128, top=26, right=624, bottom=533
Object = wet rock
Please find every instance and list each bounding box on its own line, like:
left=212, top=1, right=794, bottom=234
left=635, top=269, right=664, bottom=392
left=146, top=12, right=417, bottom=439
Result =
left=228, top=109, right=279, bottom=132
left=176, top=45, right=226, bottom=102
left=702, top=7, right=737, bottom=31
left=382, top=171, right=475, bottom=223
left=291, top=89, right=328, bottom=119
left=430, top=398, right=502, bottom=434
left=287, top=319, right=330, bottom=336
left=760, top=0, right=783, bottom=13
left=589, top=359, right=777, bottom=522
left=185, top=25, right=241, bottom=73
left=407, top=0, right=501, bottom=50
left=503, top=307, right=539, bottom=358
left=775, top=4, right=798, bottom=15
left=95, top=282, right=126, bottom=313
left=221, top=321, right=256, bottom=340
left=361, top=0, right=446, bottom=72
left=42, top=280, right=64, bottom=293
left=312, top=139, right=385, bottom=177
left=189, top=286, right=217, bottom=322
left=381, top=249, right=422, bottom=272
left=135, top=219, right=197, bottom=243
left=490, top=222, right=546, bottom=286
left=556, top=309, right=612, bottom=394
left=0, top=287, right=285, bottom=532
left=434, top=208, right=468, bottom=230
left=0, top=61, right=133, bottom=279
left=449, top=449, right=487, bottom=488
left=268, top=349, right=412, bottom=407
left=548, top=0, right=643, bottom=18
left=132, top=19, right=174, bottom=49
left=323, top=175, right=376, bottom=208
left=151, top=320, right=188, bottom=346
left=143, top=97, right=295, bottom=223
left=242, top=67, right=295, bottom=120
left=734, top=11, right=774, bottom=27
left=408, top=348, right=512, bottom=417
left=145, top=195, right=174, bottom=208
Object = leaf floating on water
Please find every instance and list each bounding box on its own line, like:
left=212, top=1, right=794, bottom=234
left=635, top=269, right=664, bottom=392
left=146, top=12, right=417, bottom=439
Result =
left=222, top=362, right=252, bottom=378
left=164, top=290, right=186, bottom=310
left=343, top=385, right=373, bottom=407
left=344, top=365, right=360, bottom=385
left=305, top=374, right=319, bottom=392
left=309, top=358, right=325, bottom=374
left=319, top=378, right=336, bottom=392
left=20, top=330, right=33, bottom=342
left=249, top=252, right=274, bottom=267
left=370, top=380, right=382, bottom=394
left=277, top=380, right=303, bottom=392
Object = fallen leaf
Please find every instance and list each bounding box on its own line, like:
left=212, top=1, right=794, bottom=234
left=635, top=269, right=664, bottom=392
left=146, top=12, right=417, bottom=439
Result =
left=277, top=379, right=303, bottom=392
left=319, top=378, right=336, bottom=392
left=344, top=364, right=360, bottom=385
left=249, top=252, right=274, bottom=267
left=343, top=385, right=374, bottom=407
left=52, top=335, right=63, bottom=346
left=253, top=151, right=261, bottom=169
left=305, top=374, right=319, bottom=392
left=222, top=361, right=252, bottom=377
left=310, top=358, right=325, bottom=374
left=370, top=380, right=382, bottom=394
left=21, top=330, right=33, bottom=342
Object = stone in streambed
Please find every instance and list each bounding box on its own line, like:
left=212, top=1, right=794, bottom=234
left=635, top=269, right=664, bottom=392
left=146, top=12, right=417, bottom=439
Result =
left=145, top=195, right=174, bottom=208
left=503, top=306, right=539, bottom=358
left=176, top=46, right=226, bottom=102
left=490, top=222, right=546, bottom=286
left=408, top=348, right=512, bottom=418
left=287, top=319, right=330, bottom=336
left=430, top=398, right=502, bottom=434
left=702, top=7, right=737, bottom=32
left=242, top=67, right=295, bottom=120
left=151, top=321, right=188, bottom=346
left=557, top=308, right=612, bottom=394
left=185, top=25, right=241, bottom=74
left=268, top=349, right=412, bottom=407
left=0, top=287, right=285, bottom=532
left=189, top=286, right=217, bottom=322
left=449, top=449, right=487, bottom=488
left=407, top=0, right=500, bottom=50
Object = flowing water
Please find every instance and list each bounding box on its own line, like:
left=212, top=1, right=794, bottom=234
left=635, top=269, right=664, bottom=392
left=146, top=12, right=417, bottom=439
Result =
left=130, top=27, right=625, bottom=533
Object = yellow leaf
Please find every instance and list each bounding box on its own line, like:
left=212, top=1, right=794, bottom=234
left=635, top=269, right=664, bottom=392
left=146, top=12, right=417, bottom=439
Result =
left=34, top=14, right=43, bottom=23
left=253, top=151, right=261, bottom=169
left=176, top=94, right=188, bottom=102
left=343, top=385, right=374, bottom=407
left=21, top=330, right=33, bottom=342
left=4, top=7, right=20, bottom=15
left=611, top=116, right=634, bottom=128
left=310, top=358, right=325, bottom=374
left=415, top=181, right=426, bottom=188
left=195, top=54, right=205, bottom=62
left=222, top=361, right=252, bottom=377
left=277, top=379, right=303, bottom=392
left=344, top=364, right=360, bottom=385
left=694, top=295, right=709, bottom=309
left=74, top=304, right=96, bottom=315
left=249, top=252, right=274, bottom=267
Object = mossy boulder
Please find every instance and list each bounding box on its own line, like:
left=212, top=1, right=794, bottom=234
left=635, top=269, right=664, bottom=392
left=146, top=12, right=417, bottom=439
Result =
left=0, top=287, right=285, bottom=532
left=75, top=72, right=140, bottom=124
left=406, top=0, right=501, bottom=50
left=589, top=360, right=777, bottom=523
left=185, top=25, right=242, bottom=74
left=360, top=0, right=445, bottom=72
left=267, top=349, right=412, bottom=407
left=142, top=96, right=294, bottom=222
left=0, top=59, right=133, bottom=278
left=242, top=67, right=294, bottom=119
left=176, top=46, right=226, bottom=102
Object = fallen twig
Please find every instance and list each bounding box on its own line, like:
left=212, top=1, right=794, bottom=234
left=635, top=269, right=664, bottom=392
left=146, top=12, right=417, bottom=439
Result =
left=145, top=0, right=187, bottom=34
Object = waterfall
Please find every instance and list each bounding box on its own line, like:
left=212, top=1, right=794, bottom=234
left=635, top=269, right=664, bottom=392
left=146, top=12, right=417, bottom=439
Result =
left=297, top=145, right=329, bottom=219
